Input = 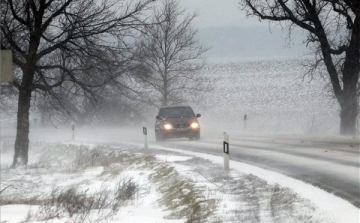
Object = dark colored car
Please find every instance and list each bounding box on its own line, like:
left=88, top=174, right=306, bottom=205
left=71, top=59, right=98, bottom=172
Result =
left=155, top=106, right=201, bottom=141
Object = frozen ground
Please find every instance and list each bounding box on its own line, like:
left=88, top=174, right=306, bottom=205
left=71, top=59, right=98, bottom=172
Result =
left=1, top=126, right=359, bottom=222
left=0, top=143, right=185, bottom=223
left=1, top=141, right=358, bottom=223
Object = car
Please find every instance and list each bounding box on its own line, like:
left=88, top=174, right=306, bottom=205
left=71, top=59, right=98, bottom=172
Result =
left=155, top=105, right=201, bottom=141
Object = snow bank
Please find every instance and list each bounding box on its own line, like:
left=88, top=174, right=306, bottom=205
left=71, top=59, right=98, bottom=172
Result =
left=153, top=145, right=360, bottom=223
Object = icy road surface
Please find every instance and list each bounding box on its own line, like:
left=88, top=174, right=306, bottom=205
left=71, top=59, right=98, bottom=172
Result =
left=157, top=130, right=360, bottom=208
left=1, top=126, right=359, bottom=208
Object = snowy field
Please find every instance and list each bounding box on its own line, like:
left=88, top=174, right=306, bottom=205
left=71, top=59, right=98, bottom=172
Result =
left=197, top=58, right=343, bottom=134
left=0, top=58, right=349, bottom=135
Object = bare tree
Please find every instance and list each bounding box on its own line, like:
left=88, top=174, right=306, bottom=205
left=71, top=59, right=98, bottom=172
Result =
left=0, top=0, right=154, bottom=167
left=135, top=0, right=210, bottom=108
left=239, top=0, right=360, bottom=135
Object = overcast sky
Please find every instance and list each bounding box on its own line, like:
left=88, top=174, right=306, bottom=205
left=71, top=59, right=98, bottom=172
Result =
left=176, top=0, right=309, bottom=61
left=179, top=0, right=262, bottom=28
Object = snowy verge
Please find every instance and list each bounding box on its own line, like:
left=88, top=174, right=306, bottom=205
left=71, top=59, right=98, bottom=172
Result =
left=0, top=143, right=186, bottom=223
left=151, top=145, right=360, bottom=223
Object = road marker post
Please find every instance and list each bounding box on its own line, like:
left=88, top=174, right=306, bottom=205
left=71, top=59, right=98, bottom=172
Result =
left=130, top=112, right=134, bottom=125
left=143, top=122, right=148, bottom=149
left=223, top=132, right=230, bottom=172
left=71, top=121, right=75, bottom=140
left=244, top=114, right=247, bottom=131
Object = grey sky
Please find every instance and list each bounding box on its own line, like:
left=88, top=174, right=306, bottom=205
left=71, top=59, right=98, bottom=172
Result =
left=179, top=0, right=259, bottom=28
left=176, top=0, right=309, bottom=61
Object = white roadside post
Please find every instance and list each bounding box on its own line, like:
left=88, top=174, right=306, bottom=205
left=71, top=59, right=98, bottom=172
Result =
left=143, top=122, right=148, bottom=149
left=130, top=112, right=134, bottom=125
left=223, top=132, right=230, bottom=172
left=244, top=114, right=247, bottom=131
left=71, top=121, right=75, bottom=140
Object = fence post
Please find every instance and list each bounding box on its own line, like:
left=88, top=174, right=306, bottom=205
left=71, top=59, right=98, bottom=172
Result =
left=244, top=114, right=247, bottom=131
left=143, top=122, right=148, bottom=149
left=223, top=132, right=229, bottom=172
left=130, top=112, right=134, bottom=125
left=71, top=121, right=75, bottom=140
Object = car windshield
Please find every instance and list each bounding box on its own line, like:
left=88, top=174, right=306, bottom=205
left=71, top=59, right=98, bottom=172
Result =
left=162, top=107, right=195, bottom=118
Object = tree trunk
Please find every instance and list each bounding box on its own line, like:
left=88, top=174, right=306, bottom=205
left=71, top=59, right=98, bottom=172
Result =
left=339, top=17, right=360, bottom=135
left=339, top=94, right=358, bottom=135
left=11, top=88, right=32, bottom=167
left=339, top=61, right=359, bottom=135
left=162, top=97, right=168, bottom=106
left=162, top=85, right=168, bottom=106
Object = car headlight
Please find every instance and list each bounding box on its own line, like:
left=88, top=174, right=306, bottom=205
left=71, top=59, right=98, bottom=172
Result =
left=190, top=122, right=199, bottom=129
left=164, top=124, right=173, bottom=130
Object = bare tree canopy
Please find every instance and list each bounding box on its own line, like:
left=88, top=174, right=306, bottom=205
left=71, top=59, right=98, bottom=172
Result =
left=135, top=0, right=210, bottom=108
left=0, top=0, right=155, bottom=167
left=239, top=0, right=360, bottom=135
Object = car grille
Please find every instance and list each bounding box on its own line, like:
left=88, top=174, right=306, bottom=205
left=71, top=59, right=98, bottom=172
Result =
left=174, top=123, right=190, bottom=128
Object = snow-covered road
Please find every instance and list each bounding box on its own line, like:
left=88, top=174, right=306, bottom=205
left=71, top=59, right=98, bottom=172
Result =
left=155, top=131, right=360, bottom=208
